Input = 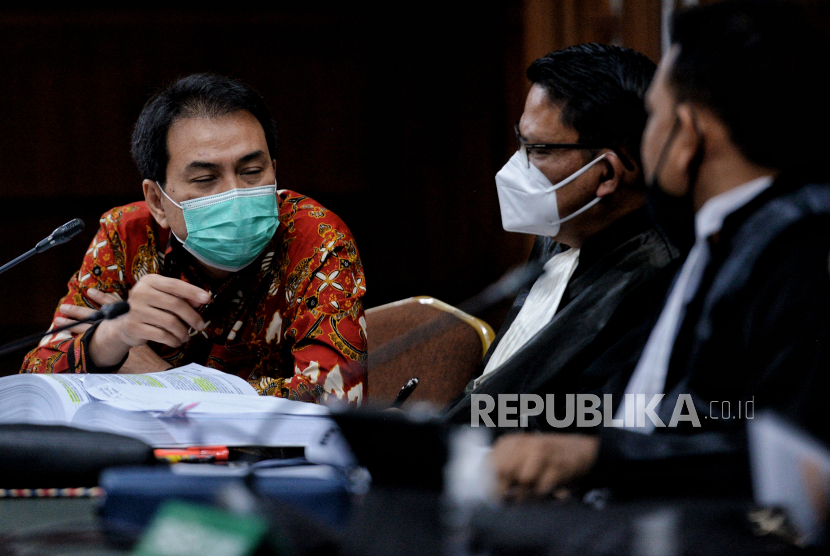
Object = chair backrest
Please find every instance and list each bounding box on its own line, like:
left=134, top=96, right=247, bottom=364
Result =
left=365, top=296, right=495, bottom=407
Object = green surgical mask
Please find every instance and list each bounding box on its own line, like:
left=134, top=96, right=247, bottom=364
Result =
left=159, top=183, right=279, bottom=272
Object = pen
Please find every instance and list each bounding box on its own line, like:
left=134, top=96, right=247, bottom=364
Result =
left=391, top=377, right=419, bottom=408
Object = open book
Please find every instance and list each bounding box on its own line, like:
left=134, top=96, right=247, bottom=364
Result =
left=0, top=364, right=353, bottom=466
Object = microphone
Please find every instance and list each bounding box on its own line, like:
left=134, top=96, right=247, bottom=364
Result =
left=0, top=219, right=86, bottom=276
left=35, top=219, right=85, bottom=253
left=0, top=301, right=129, bottom=357
left=91, top=301, right=131, bottom=322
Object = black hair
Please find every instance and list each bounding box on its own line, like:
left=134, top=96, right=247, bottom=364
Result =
left=669, top=0, right=830, bottom=171
left=131, top=73, right=278, bottom=184
left=527, top=43, right=656, bottom=171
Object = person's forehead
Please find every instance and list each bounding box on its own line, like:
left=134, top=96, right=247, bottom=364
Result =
left=166, top=111, right=268, bottom=161
left=520, top=84, right=577, bottom=141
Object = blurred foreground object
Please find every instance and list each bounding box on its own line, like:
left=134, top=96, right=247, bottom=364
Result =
left=0, top=424, right=154, bottom=489
left=749, top=411, right=830, bottom=546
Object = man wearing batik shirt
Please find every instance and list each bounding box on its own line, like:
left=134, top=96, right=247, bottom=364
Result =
left=21, top=73, right=367, bottom=406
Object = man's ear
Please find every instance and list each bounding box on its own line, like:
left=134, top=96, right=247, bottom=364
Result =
left=143, top=179, right=170, bottom=229
left=672, top=103, right=703, bottom=174
left=596, top=150, right=625, bottom=198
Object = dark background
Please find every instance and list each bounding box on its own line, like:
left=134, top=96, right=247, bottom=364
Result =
left=1, top=1, right=826, bottom=376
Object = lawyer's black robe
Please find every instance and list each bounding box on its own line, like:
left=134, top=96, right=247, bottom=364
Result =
left=589, top=175, right=830, bottom=498
left=444, top=208, right=680, bottom=429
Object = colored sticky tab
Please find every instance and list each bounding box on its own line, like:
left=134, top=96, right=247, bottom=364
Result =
left=132, top=501, right=269, bottom=556
left=154, top=446, right=230, bottom=463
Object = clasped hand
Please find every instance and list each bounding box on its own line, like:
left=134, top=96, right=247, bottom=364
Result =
left=59, top=275, right=211, bottom=370
left=491, top=432, right=600, bottom=501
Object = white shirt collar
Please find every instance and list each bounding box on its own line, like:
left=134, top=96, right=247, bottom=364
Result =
left=695, top=176, right=774, bottom=240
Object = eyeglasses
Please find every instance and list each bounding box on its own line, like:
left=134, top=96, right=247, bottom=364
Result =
left=514, top=123, right=634, bottom=170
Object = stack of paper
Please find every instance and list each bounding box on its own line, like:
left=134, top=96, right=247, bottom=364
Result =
left=0, top=364, right=353, bottom=467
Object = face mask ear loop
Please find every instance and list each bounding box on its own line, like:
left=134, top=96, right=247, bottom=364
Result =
left=550, top=153, right=609, bottom=224
left=686, top=114, right=705, bottom=196
left=558, top=195, right=603, bottom=225
left=649, top=116, right=682, bottom=187
left=156, top=182, right=187, bottom=246
left=547, top=152, right=608, bottom=192
left=156, top=181, right=183, bottom=209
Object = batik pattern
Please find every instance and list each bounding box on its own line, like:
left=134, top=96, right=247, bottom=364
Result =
left=21, top=190, right=368, bottom=406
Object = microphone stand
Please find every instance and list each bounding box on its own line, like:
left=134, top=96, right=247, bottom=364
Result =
left=0, top=302, right=129, bottom=357
left=0, top=248, right=38, bottom=276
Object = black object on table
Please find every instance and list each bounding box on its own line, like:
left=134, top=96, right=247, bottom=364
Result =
left=0, top=424, right=155, bottom=490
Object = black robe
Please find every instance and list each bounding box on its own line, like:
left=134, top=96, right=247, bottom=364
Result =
left=444, top=208, right=680, bottom=429
left=589, top=174, right=830, bottom=498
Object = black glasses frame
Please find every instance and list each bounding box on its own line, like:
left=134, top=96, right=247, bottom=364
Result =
left=514, top=123, right=634, bottom=171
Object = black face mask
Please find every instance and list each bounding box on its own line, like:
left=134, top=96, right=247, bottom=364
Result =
left=645, top=117, right=701, bottom=254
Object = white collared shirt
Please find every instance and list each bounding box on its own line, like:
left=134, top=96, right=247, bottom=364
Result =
left=617, top=176, right=774, bottom=433
left=473, top=247, right=581, bottom=389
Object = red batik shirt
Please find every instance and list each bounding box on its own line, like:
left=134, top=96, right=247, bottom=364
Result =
left=21, top=190, right=368, bottom=406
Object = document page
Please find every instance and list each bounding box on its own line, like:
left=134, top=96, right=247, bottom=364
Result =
left=82, top=363, right=257, bottom=396
left=40, top=374, right=93, bottom=420
left=84, top=383, right=329, bottom=416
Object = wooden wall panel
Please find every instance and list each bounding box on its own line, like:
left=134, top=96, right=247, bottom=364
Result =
left=622, top=0, right=663, bottom=62
left=522, top=0, right=617, bottom=73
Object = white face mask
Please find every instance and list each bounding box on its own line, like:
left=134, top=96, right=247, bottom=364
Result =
left=495, top=151, right=607, bottom=237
